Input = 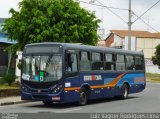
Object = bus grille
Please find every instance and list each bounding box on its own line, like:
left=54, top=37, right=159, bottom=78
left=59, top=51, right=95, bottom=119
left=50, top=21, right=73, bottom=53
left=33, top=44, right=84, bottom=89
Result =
left=31, top=89, right=49, bottom=93
left=32, top=95, right=47, bottom=100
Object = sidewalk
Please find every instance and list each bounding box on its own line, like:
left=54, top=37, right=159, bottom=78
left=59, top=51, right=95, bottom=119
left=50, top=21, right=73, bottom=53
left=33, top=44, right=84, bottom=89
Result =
left=0, top=96, right=29, bottom=106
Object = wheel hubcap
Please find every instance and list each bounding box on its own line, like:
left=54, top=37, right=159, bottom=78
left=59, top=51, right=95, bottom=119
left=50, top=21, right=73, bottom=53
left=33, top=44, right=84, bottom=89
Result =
left=124, top=87, right=128, bottom=98
left=80, top=92, right=86, bottom=104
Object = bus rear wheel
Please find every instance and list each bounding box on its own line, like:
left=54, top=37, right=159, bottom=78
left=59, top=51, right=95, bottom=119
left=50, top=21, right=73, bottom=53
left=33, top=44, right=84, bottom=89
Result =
left=121, top=84, right=129, bottom=99
left=79, top=88, right=88, bottom=105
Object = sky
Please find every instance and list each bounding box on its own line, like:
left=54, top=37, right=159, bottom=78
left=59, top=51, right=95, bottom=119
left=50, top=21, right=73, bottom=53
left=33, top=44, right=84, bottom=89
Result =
left=0, top=0, right=160, bottom=38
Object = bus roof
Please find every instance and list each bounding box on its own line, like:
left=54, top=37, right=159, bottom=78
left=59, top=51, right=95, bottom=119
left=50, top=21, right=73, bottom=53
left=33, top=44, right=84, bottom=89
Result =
left=25, top=42, right=143, bottom=56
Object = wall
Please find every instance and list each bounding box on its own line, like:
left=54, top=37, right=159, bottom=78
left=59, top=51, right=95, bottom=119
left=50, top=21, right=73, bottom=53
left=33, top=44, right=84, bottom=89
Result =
left=136, top=38, right=160, bottom=58
left=114, top=34, right=124, bottom=46
left=15, top=51, right=22, bottom=79
left=136, top=38, right=160, bottom=74
left=124, top=36, right=136, bottom=51
left=97, top=40, right=106, bottom=47
left=105, top=34, right=114, bottom=47
left=0, top=43, right=9, bottom=75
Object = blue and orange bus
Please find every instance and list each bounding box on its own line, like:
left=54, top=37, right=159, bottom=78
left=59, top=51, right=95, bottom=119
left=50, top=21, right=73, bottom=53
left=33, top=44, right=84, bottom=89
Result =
left=21, top=43, right=146, bottom=105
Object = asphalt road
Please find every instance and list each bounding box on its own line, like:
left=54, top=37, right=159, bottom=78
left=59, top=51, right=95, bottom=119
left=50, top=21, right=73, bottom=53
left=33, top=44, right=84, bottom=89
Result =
left=0, top=83, right=160, bottom=113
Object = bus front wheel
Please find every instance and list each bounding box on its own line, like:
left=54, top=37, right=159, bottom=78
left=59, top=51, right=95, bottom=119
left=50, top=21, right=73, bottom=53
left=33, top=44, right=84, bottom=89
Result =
left=79, top=88, right=88, bottom=105
left=121, top=84, right=129, bottom=99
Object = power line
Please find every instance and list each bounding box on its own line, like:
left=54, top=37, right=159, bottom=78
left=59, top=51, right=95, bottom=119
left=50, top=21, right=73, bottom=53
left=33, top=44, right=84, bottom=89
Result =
left=133, top=13, right=159, bottom=32
left=93, top=0, right=128, bottom=24
left=132, top=0, right=160, bottom=23
left=79, top=1, right=128, bottom=11
left=80, top=0, right=160, bottom=32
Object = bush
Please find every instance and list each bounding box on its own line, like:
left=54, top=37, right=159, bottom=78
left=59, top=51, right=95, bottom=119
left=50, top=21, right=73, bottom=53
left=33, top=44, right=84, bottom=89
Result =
left=1, top=74, right=16, bottom=86
left=0, top=78, right=5, bottom=84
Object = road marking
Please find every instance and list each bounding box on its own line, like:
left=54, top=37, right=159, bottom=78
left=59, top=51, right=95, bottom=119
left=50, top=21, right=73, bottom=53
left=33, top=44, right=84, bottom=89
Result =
left=61, top=107, right=82, bottom=113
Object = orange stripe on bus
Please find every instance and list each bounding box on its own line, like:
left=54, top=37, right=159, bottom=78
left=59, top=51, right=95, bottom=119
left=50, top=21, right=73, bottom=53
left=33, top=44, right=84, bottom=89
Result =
left=91, top=85, right=107, bottom=89
left=64, top=87, right=80, bottom=91
left=106, top=73, right=125, bottom=86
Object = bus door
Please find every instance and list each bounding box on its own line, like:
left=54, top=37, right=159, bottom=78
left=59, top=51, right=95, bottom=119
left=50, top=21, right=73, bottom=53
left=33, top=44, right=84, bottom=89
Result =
left=65, top=50, right=79, bottom=77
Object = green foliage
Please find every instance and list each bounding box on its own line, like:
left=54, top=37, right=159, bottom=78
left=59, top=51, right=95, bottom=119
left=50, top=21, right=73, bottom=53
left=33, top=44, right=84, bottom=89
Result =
left=152, top=44, right=160, bottom=66
left=0, top=77, right=5, bottom=84
left=2, top=0, right=100, bottom=49
left=1, top=74, right=16, bottom=86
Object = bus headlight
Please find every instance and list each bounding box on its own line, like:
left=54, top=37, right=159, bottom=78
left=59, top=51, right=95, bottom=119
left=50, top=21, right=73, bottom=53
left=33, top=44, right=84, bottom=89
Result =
left=51, top=85, right=63, bottom=94
left=21, top=85, right=30, bottom=92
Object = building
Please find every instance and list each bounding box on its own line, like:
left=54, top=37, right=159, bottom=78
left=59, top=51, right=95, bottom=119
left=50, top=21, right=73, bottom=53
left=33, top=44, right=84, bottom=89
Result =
left=97, top=40, right=106, bottom=47
left=0, top=18, right=16, bottom=75
left=104, top=30, right=160, bottom=74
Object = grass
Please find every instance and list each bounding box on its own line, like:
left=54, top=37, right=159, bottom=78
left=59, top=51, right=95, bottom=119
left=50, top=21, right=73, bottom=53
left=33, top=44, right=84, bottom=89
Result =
left=146, top=73, right=160, bottom=82
left=0, top=83, right=20, bottom=89
left=151, top=78, right=160, bottom=81
left=146, top=73, right=160, bottom=77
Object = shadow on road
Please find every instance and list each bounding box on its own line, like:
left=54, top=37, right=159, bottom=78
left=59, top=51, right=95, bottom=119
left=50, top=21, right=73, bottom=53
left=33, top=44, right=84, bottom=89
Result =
left=24, top=96, right=139, bottom=109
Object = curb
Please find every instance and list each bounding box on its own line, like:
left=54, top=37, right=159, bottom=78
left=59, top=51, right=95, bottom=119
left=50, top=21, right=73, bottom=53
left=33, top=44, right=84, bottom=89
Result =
left=0, top=89, right=20, bottom=97
left=0, top=100, right=30, bottom=106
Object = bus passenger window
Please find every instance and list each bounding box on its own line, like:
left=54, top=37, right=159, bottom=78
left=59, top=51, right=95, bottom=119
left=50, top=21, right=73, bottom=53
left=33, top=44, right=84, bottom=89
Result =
left=105, top=53, right=115, bottom=70
left=65, top=53, right=78, bottom=73
left=116, top=55, right=125, bottom=71
left=79, top=51, right=91, bottom=71
left=70, top=54, right=78, bottom=72
left=126, top=55, right=135, bottom=70
left=135, top=56, right=144, bottom=70
left=91, top=52, right=104, bottom=70
left=65, top=53, right=71, bottom=72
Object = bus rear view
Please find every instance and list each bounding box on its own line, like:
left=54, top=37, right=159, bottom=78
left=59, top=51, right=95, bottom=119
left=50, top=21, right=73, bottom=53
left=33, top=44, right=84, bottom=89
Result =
left=21, top=43, right=64, bottom=104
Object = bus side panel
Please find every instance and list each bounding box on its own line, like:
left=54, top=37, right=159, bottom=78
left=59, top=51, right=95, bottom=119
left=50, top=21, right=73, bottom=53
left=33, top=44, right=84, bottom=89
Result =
left=63, top=91, right=80, bottom=103
left=63, top=72, right=146, bottom=103
left=116, top=72, right=146, bottom=95
left=89, top=88, right=115, bottom=100
left=63, top=75, right=81, bottom=103
left=85, top=72, right=125, bottom=99
left=63, top=72, right=126, bottom=101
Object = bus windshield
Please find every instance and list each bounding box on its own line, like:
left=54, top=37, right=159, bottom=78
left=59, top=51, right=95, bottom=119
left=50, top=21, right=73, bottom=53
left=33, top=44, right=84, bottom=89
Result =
left=22, top=55, right=62, bottom=82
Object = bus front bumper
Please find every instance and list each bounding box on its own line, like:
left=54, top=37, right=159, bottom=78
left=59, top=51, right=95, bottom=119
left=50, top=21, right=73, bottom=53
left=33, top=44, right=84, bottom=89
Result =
left=21, top=91, right=63, bottom=103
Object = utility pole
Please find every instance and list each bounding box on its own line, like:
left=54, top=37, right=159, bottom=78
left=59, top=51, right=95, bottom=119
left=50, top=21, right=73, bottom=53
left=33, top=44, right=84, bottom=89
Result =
left=128, top=0, right=132, bottom=50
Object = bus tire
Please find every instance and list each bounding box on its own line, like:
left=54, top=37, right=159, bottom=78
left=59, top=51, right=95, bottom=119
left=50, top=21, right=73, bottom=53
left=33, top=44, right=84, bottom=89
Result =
left=42, top=101, right=53, bottom=106
left=79, top=88, right=88, bottom=106
left=121, top=83, right=129, bottom=99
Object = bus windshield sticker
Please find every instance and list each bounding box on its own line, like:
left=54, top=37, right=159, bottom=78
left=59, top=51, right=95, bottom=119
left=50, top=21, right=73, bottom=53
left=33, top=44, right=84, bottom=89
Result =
left=22, top=73, right=30, bottom=81
left=34, top=75, right=39, bottom=81
left=40, top=71, right=45, bottom=82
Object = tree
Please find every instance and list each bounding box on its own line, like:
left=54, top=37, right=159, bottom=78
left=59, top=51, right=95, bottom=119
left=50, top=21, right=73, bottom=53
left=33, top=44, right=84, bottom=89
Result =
left=3, top=0, right=100, bottom=48
left=152, top=44, right=160, bottom=66
left=2, top=0, right=100, bottom=74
